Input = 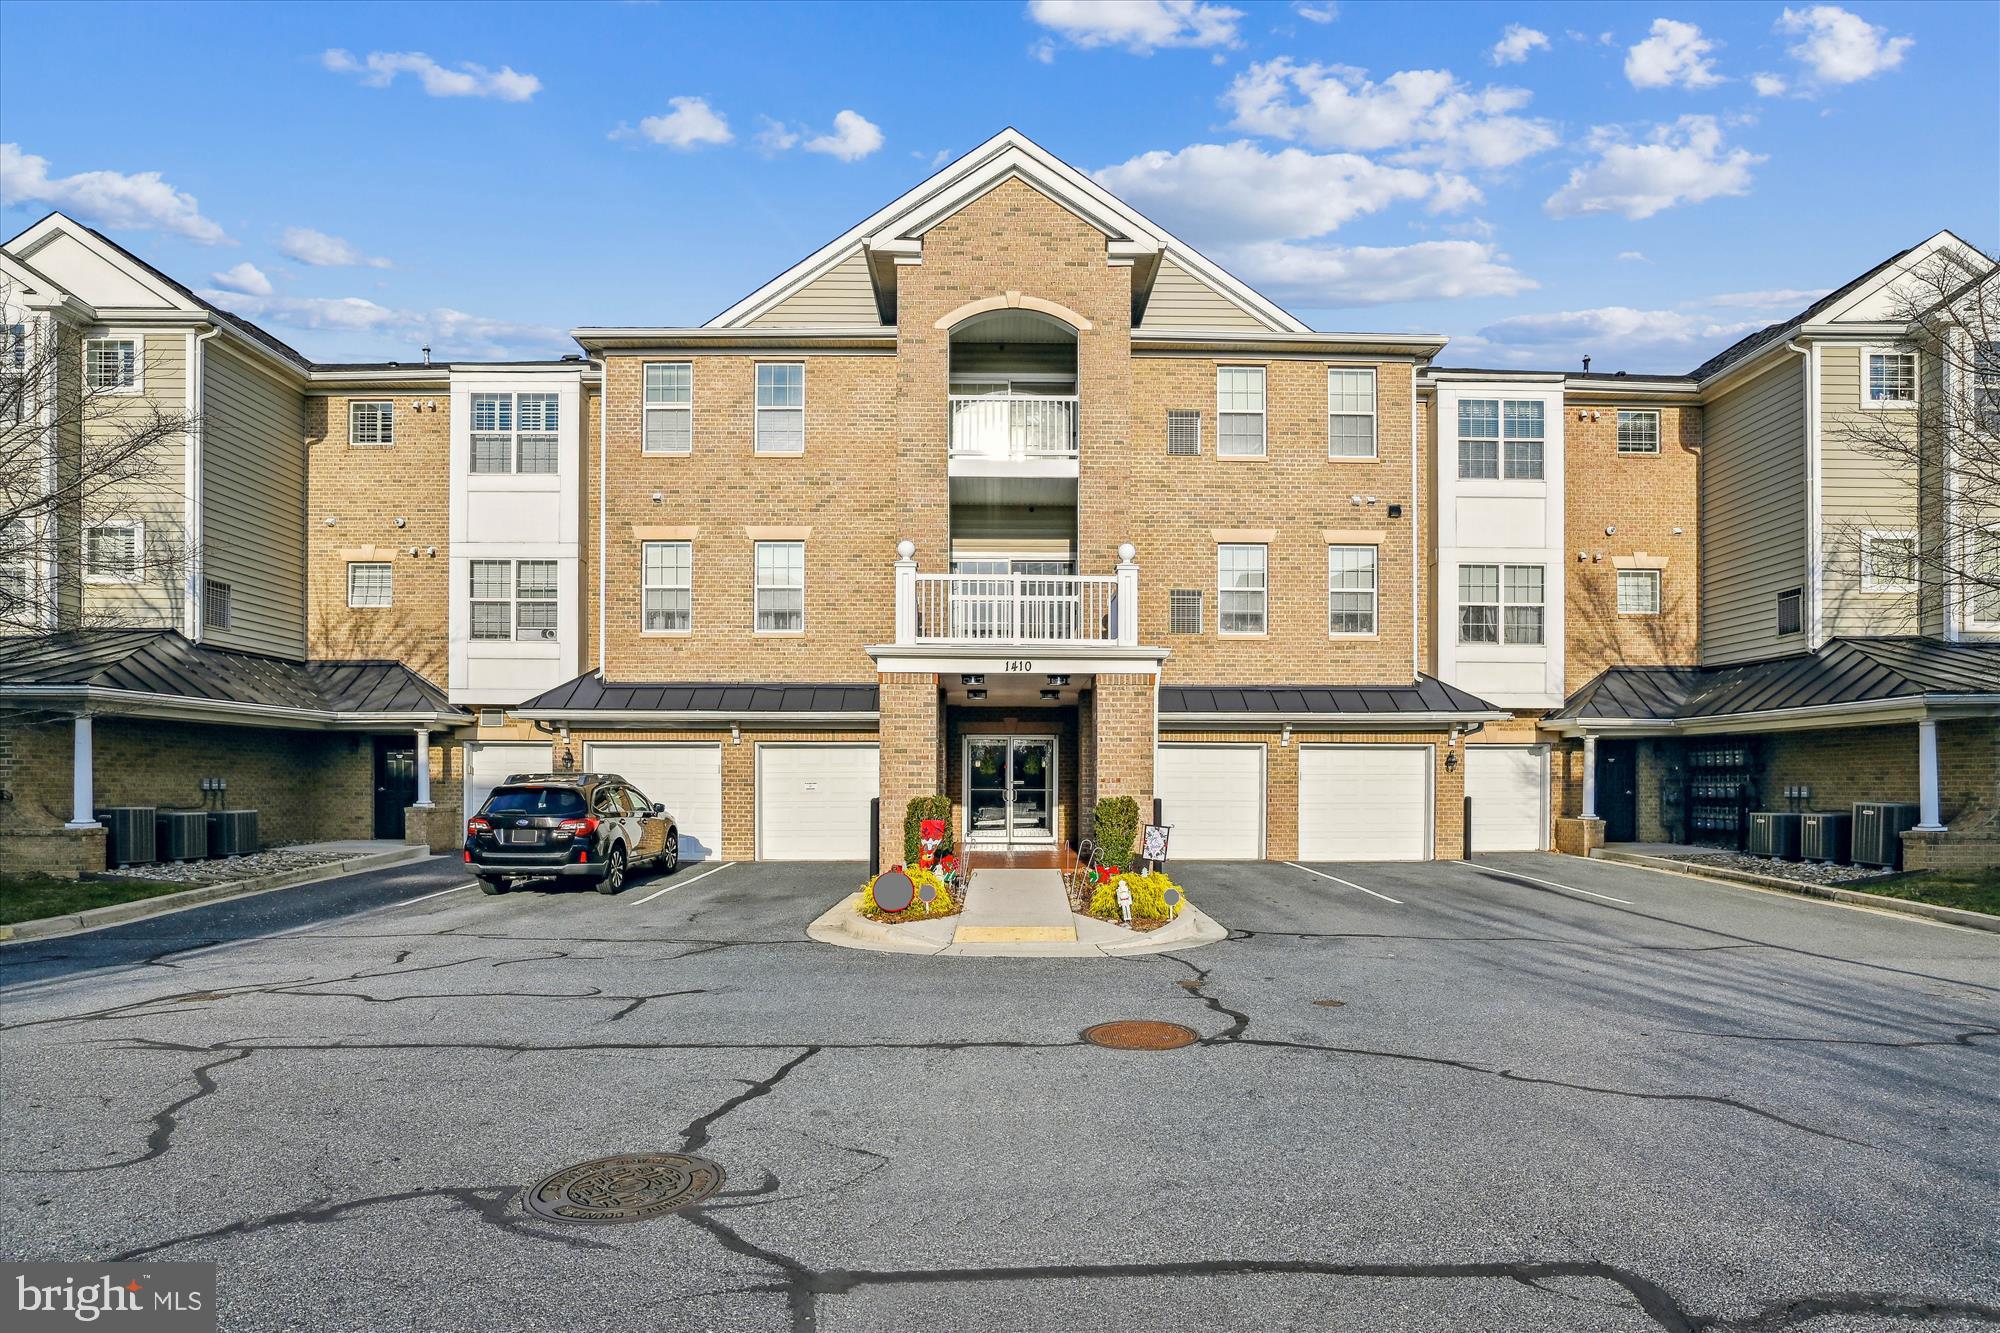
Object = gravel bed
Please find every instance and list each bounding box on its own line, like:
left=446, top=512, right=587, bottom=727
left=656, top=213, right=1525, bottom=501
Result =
left=1661, top=851, right=1891, bottom=887
left=98, top=847, right=350, bottom=887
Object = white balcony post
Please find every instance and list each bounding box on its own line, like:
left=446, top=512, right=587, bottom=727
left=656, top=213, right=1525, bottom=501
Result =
left=66, top=715, right=101, bottom=829
left=1915, top=717, right=1944, bottom=830
left=1116, top=543, right=1139, bottom=647
left=894, top=541, right=918, bottom=645
left=413, top=727, right=433, bottom=808
left=1580, top=735, right=1599, bottom=821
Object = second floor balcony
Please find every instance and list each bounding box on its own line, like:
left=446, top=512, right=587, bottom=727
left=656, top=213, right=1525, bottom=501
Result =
left=891, top=544, right=1139, bottom=648
left=948, top=394, right=1079, bottom=463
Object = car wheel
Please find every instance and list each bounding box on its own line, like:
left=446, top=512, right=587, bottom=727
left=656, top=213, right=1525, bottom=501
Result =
left=480, top=877, right=507, bottom=895
left=597, top=846, right=627, bottom=895
left=661, top=830, right=680, bottom=875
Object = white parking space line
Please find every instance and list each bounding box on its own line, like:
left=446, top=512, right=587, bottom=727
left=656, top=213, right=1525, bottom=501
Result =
left=630, top=861, right=732, bottom=906
left=398, top=883, right=478, bottom=908
left=1283, top=862, right=1404, bottom=904
left=1474, top=863, right=1634, bottom=906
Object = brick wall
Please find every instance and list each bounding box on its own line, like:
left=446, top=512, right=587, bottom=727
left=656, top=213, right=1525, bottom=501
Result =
left=1093, top=674, right=1157, bottom=833
left=876, top=673, right=941, bottom=871
left=1760, top=718, right=1997, bottom=824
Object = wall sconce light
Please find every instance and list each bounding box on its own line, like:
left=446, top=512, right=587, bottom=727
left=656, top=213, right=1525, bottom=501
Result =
left=1040, top=689, right=1060, bottom=701
left=1672, top=526, right=1684, bottom=535
left=322, top=517, right=336, bottom=526
left=425, top=546, right=436, bottom=557
left=408, top=547, right=418, bottom=557
left=730, top=722, right=741, bottom=745
left=1281, top=723, right=1292, bottom=747
left=394, top=517, right=406, bottom=528
left=966, top=688, right=987, bottom=701
left=651, top=491, right=663, bottom=503
left=961, top=674, right=984, bottom=685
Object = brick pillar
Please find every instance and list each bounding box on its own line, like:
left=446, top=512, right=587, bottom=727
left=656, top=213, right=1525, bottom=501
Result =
left=1091, top=674, right=1156, bottom=836
left=877, top=671, right=941, bottom=872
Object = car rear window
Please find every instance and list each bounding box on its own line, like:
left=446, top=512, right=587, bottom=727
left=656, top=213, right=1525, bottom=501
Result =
left=484, top=787, right=586, bottom=817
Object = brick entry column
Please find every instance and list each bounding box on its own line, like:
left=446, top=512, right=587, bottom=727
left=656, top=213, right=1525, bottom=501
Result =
left=1091, top=674, right=1156, bottom=837
left=877, top=672, right=942, bottom=872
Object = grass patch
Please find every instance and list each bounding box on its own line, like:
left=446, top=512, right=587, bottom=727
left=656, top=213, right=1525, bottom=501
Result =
left=0, top=872, right=199, bottom=926
left=1860, top=867, right=2000, bottom=916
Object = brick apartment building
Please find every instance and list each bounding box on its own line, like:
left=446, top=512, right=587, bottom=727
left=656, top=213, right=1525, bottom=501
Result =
left=3, top=130, right=1995, bottom=877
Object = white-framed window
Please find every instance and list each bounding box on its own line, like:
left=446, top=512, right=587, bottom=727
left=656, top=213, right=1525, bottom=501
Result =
left=1968, top=528, right=2000, bottom=627
left=202, top=579, right=231, bottom=629
left=1216, top=367, right=1266, bottom=458
left=1863, top=348, right=1917, bottom=407
left=1776, top=587, right=1803, bottom=636
left=1328, top=544, right=1378, bottom=635
left=643, top=362, right=693, bottom=455
left=83, top=521, right=142, bottom=582
left=1169, top=588, right=1203, bottom=633
left=1166, top=410, right=1202, bottom=456
left=1, top=322, right=26, bottom=425
left=1457, top=399, right=1499, bottom=478
left=755, top=363, right=805, bottom=454
left=85, top=337, right=139, bottom=392
left=754, top=540, right=804, bottom=632
left=348, top=561, right=393, bottom=608
left=0, top=519, right=29, bottom=608
left=1859, top=529, right=1918, bottom=591
left=1328, top=368, right=1377, bottom=459
left=348, top=400, right=394, bottom=446
left=470, top=559, right=557, bottom=641
left=1616, top=568, right=1661, bottom=615
left=1616, top=409, right=1660, bottom=455
left=642, top=540, right=692, bottom=632
left=1503, top=400, right=1544, bottom=479
left=1972, top=341, right=2000, bottom=435
left=470, top=392, right=560, bottom=473
left=1217, top=543, right=1268, bottom=634
left=1458, top=563, right=1543, bottom=644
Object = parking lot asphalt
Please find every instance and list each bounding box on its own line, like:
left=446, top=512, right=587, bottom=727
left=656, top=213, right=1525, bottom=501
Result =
left=2, top=852, right=1996, bottom=1331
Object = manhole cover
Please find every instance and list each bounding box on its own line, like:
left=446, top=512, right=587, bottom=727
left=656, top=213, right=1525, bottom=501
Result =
left=1313, top=999, right=1347, bottom=1008
left=1081, top=1020, right=1199, bottom=1050
left=524, top=1153, right=725, bottom=1224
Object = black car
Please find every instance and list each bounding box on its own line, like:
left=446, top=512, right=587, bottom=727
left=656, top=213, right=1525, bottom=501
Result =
left=464, top=772, right=680, bottom=895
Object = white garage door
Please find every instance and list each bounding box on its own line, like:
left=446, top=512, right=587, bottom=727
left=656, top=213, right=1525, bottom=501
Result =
left=1466, top=746, right=1547, bottom=853
left=585, top=743, right=723, bottom=861
left=1298, top=745, right=1431, bottom=862
left=464, top=742, right=550, bottom=820
left=756, top=744, right=879, bottom=861
left=1156, top=744, right=1266, bottom=860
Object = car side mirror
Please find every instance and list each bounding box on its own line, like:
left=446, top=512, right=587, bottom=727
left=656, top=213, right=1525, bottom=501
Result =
left=652, top=802, right=666, bottom=815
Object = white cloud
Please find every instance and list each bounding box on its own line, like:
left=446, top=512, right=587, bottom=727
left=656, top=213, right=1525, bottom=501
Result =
left=209, top=262, right=272, bottom=297
left=1027, top=0, right=1243, bottom=54
left=1777, top=6, right=1913, bottom=85
left=1224, top=58, right=1558, bottom=170
left=200, top=290, right=565, bottom=361
left=1752, top=72, right=1789, bottom=97
left=1489, top=25, right=1550, bottom=66
left=623, top=96, right=734, bottom=149
left=0, top=143, right=229, bottom=244
left=321, top=48, right=540, bottom=101
left=1029, top=38, right=1057, bottom=63
left=755, top=116, right=801, bottom=153
left=1617, top=250, right=1649, bottom=262
left=1427, top=173, right=1484, bottom=214
left=804, top=110, right=884, bottom=162
left=1293, top=2, right=1337, bottom=22
left=1446, top=217, right=1496, bottom=239
left=1545, top=116, right=1763, bottom=220
left=279, top=226, right=391, bottom=269
left=1229, top=239, right=1536, bottom=306
left=1454, top=304, right=1766, bottom=371
left=1623, top=18, right=1723, bottom=90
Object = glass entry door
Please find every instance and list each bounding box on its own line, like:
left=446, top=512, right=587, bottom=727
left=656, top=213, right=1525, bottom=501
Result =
left=964, top=737, right=1057, bottom=845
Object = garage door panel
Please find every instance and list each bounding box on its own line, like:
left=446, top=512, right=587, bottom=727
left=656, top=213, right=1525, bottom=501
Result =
left=1299, top=746, right=1430, bottom=862
left=1466, top=747, right=1546, bottom=853
left=758, top=744, right=879, bottom=861
left=585, top=743, right=723, bottom=862
left=1157, top=744, right=1265, bottom=861
left=465, top=743, right=550, bottom=822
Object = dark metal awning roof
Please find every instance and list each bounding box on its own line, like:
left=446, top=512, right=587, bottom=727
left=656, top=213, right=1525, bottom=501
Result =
left=514, top=672, right=879, bottom=720
left=0, top=630, right=465, bottom=728
left=1160, top=675, right=1507, bottom=725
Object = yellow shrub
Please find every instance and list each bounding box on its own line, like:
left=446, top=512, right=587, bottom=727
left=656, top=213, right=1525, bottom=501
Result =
left=860, top=867, right=955, bottom=919
left=1089, top=870, right=1188, bottom=922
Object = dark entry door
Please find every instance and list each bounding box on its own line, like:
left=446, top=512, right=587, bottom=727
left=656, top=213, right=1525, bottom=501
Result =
left=374, top=737, right=418, bottom=839
left=1596, top=739, right=1639, bottom=843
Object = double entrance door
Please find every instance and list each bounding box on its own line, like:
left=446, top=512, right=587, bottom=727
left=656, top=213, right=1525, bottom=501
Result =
left=964, top=737, right=1056, bottom=846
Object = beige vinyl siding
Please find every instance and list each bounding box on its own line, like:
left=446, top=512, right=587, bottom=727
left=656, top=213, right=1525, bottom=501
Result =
left=199, top=341, right=307, bottom=655
left=1138, top=255, right=1270, bottom=331
left=744, top=249, right=882, bottom=327
left=1916, top=349, right=1948, bottom=637
left=1817, top=343, right=1921, bottom=637
left=1699, top=356, right=1807, bottom=664
left=82, top=331, right=189, bottom=630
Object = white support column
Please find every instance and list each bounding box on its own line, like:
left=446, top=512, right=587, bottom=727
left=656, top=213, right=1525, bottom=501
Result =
left=1915, top=718, right=1944, bottom=830
left=1580, top=735, right=1599, bottom=821
left=65, top=715, right=100, bottom=829
left=1115, top=542, right=1139, bottom=647
left=413, top=728, right=433, bottom=809
left=894, top=540, right=917, bottom=645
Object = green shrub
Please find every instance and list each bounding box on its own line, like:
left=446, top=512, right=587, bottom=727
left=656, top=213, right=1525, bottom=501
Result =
left=1088, top=869, right=1188, bottom=923
left=1091, top=795, right=1140, bottom=866
left=902, top=794, right=955, bottom=864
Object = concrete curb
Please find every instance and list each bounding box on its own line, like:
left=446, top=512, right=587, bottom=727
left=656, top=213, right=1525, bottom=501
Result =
left=805, top=892, right=1226, bottom=957
left=1595, top=850, right=2000, bottom=934
left=0, top=845, right=437, bottom=944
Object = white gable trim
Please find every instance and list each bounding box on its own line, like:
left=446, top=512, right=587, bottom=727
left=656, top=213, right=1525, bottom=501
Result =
left=1809, top=230, right=1988, bottom=327
left=8, top=214, right=202, bottom=314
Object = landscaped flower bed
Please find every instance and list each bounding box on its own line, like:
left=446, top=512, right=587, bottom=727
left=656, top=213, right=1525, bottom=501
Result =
left=857, top=866, right=963, bottom=923
left=1080, top=866, right=1192, bottom=933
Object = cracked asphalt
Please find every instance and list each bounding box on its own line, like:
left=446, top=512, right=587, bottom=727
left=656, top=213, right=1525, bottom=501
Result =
left=2, top=851, right=1996, bottom=1331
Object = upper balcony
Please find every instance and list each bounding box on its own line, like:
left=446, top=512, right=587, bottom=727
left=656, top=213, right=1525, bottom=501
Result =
left=891, top=544, right=1139, bottom=648
left=947, top=309, right=1079, bottom=489
left=949, top=394, right=1078, bottom=461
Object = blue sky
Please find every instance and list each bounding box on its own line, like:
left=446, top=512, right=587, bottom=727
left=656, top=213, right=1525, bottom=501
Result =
left=2, top=0, right=1991, bottom=371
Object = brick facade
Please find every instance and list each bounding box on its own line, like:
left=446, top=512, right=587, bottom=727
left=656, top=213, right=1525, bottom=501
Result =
left=876, top=673, right=941, bottom=871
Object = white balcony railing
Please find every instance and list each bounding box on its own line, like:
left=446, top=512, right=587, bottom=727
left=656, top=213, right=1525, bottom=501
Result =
left=948, top=395, right=1079, bottom=461
left=893, top=547, right=1140, bottom=648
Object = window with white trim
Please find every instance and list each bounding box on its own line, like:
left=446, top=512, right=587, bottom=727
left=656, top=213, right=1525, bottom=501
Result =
left=202, top=579, right=231, bottom=630
left=348, top=400, right=394, bottom=446
left=1970, top=528, right=2000, bottom=627
left=0, top=519, right=31, bottom=609
left=755, top=363, right=804, bottom=454
left=643, top=362, right=693, bottom=454
left=348, top=562, right=393, bottom=607
left=84, top=522, right=141, bottom=582
left=1328, top=544, right=1377, bottom=635
left=470, top=559, right=557, bottom=640
left=470, top=392, right=560, bottom=473
left=1169, top=588, right=1203, bottom=633
left=85, top=337, right=138, bottom=391
left=1166, top=410, right=1201, bottom=456
left=1217, top=543, right=1267, bottom=633
left=1860, top=530, right=1917, bottom=591
left=1216, top=367, right=1266, bottom=457
left=1776, top=587, right=1803, bottom=636
left=1616, top=409, right=1660, bottom=455
left=1973, top=341, right=2000, bottom=435
left=1457, top=399, right=1498, bottom=478
left=1503, top=401, right=1544, bottom=479
left=1864, top=349, right=1917, bottom=407
left=754, top=541, right=804, bottom=631
left=1616, top=569, right=1661, bottom=615
left=1458, top=563, right=1543, bottom=644
left=1328, top=368, right=1377, bottom=458
left=642, top=540, right=691, bottom=631
left=1, top=323, right=25, bottom=425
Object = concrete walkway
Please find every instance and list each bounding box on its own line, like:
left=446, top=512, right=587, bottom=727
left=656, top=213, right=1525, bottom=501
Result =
left=951, top=868, right=1077, bottom=945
